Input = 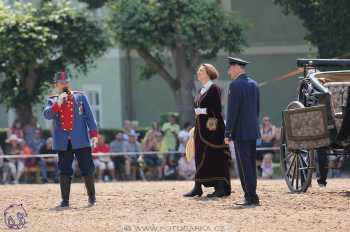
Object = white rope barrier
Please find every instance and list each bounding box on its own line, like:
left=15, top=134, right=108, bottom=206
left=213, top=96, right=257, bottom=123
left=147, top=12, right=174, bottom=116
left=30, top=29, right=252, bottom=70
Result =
left=0, top=147, right=281, bottom=159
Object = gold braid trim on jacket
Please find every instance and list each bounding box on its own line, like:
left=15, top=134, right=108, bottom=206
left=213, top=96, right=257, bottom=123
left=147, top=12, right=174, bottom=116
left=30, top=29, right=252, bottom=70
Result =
left=195, top=117, right=228, bottom=149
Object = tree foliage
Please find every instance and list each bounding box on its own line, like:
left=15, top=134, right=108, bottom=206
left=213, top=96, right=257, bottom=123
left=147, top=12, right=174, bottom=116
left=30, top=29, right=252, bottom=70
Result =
left=108, top=0, right=246, bottom=122
left=0, top=0, right=110, bottom=123
left=274, top=0, right=350, bottom=58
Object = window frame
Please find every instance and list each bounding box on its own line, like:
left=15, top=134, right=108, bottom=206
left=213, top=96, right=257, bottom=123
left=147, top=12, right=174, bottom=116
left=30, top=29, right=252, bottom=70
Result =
left=82, top=84, right=103, bottom=128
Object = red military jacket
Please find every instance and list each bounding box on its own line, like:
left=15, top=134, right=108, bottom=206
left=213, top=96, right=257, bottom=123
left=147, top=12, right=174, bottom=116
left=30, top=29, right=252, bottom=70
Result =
left=51, top=92, right=75, bottom=132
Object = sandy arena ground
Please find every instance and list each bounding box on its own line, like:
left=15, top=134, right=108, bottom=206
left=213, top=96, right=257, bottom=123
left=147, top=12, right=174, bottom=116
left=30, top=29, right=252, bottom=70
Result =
left=0, top=179, right=349, bottom=232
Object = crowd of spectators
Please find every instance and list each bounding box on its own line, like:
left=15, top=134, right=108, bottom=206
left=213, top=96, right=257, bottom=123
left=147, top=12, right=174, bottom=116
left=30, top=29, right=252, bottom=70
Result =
left=90, top=116, right=195, bottom=182
left=0, top=115, right=345, bottom=184
left=0, top=117, right=58, bottom=184
left=0, top=116, right=196, bottom=184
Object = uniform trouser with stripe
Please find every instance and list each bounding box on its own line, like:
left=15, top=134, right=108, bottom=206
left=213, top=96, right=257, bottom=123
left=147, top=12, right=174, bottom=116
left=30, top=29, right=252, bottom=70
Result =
left=234, top=140, right=258, bottom=202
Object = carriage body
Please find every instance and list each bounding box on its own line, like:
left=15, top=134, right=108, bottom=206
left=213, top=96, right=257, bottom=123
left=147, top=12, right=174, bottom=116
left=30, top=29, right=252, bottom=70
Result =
left=281, top=59, right=350, bottom=192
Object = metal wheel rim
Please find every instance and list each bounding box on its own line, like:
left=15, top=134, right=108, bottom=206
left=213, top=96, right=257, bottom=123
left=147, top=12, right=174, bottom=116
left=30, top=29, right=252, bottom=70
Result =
left=281, top=144, right=315, bottom=193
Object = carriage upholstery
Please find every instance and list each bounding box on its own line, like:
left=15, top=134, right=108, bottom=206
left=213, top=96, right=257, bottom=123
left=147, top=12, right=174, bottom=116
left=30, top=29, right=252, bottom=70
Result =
left=323, top=82, right=350, bottom=131
left=283, top=80, right=350, bottom=150
left=283, top=105, right=331, bottom=150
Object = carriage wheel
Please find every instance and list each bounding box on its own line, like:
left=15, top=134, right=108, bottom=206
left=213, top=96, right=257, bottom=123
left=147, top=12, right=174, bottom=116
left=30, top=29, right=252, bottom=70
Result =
left=280, top=144, right=315, bottom=193
left=280, top=101, right=315, bottom=193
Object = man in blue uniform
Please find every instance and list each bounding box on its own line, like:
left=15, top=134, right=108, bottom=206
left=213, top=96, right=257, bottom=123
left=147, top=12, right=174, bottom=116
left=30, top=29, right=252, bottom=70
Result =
left=224, top=57, right=261, bottom=208
left=43, top=70, right=98, bottom=208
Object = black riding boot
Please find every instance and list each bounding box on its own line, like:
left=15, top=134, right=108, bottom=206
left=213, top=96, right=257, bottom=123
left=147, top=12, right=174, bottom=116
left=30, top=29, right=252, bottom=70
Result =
left=59, top=175, right=71, bottom=207
left=83, top=175, right=96, bottom=206
left=183, top=181, right=203, bottom=197
left=207, top=181, right=231, bottom=198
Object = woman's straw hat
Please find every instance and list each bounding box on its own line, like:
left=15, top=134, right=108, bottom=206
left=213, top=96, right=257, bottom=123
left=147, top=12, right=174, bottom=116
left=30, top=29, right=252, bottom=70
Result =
left=6, top=134, right=22, bottom=143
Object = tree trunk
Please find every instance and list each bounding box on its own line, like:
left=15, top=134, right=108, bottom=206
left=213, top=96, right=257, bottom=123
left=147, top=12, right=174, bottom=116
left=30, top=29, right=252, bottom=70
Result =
left=15, top=104, right=33, bottom=126
left=172, top=45, right=196, bottom=125
left=15, top=68, right=37, bottom=126
left=174, top=72, right=195, bottom=125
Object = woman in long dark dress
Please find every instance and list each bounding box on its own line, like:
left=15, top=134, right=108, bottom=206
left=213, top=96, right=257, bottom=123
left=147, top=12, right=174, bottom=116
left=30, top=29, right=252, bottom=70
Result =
left=184, top=64, right=231, bottom=198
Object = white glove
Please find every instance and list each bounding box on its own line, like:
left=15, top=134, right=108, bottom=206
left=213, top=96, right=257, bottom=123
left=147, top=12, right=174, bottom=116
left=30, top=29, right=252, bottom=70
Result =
left=91, top=137, right=98, bottom=148
left=57, top=92, right=68, bottom=106
left=194, top=108, right=207, bottom=115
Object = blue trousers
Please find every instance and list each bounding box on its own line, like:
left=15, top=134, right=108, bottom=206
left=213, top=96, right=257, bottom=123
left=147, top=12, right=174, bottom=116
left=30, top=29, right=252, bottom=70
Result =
left=234, top=140, right=259, bottom=202
left=58, top=141, right=95, bottom=177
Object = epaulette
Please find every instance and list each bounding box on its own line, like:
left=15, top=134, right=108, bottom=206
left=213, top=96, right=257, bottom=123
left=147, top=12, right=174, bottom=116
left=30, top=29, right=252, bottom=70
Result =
left=48, top=94, right=58, bottom=98
left=72, top=90, right=85, bottom=95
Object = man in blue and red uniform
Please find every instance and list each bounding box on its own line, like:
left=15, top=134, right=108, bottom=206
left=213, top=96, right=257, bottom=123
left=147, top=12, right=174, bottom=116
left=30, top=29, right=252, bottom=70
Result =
left=43, top=70, right=98, bottom=208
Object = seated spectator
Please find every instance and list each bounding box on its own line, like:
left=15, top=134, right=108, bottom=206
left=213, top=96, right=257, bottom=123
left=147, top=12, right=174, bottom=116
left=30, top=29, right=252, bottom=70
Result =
left=177, top=122, right=192, bottom=164
left=23, top=117, right=41, bottom=146
left=28, top=129, right=45, bottom=154
left=93, top=135, right=115, bottom=182
left=160, top=114, right=180, bottom=154
left=257, top=116, right=276, bottom=176
left=178, top=122, right=192, bottom=155
left=131, top=121, right=139, bottom=133
left=122, top=120, right=135, bottom=142
left=124, top=132, right=142, bottom=180
left=4, top=134, right=24, bottom=184
left=25, top=129, right=44, bottom=170
left=0, top=146, right=5, bottom=184
left=7, top=119, right=24, bottom=140
left=22, top=140, right=36, bottom=170
left=38, top=137, right=59, bottom=183
left=177, top=154, right=195, bottom=180
left=142, top=123, right=163, bottom=180
left=261, top=153, right=273, bottom=179
left=110, top=132, right=127, bottom=180
left=163, top=155, right=178, bottom=180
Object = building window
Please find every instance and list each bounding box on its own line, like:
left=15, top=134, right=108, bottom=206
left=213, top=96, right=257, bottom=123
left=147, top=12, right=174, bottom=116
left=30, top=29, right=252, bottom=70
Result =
left=82, top=85, right=103, bottom=127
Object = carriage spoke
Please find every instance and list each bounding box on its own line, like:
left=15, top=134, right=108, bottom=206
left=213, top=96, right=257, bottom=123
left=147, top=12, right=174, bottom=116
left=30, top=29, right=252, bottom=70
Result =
left=291, top=155, right=297, bottom=187
left=286, top=153, right=297, bottom=177
left=300, top=153, right=309, bottom=167
left=295, top=154, right=299, bottom=190
left=282, top=152, right=294, bottom=163
left=299, top=154, right=308, bottom=182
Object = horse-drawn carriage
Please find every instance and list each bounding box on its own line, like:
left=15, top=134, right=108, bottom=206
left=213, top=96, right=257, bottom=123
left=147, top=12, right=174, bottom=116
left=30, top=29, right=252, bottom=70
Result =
left=281, top=59, right=350, bottom=192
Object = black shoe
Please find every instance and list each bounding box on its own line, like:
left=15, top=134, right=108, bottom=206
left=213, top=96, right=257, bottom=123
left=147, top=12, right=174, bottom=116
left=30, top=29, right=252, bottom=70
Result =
left=59, top=175, right=71, bottom=208
left=183, top=183, right=203, bottom=197
left=59, top=200, right=69, bottom=208
left=88, top=196, right=96, bottom=206
left=317, top=179, right=327, bottom=187
left=83, top=175, right=96, bottom=206
left=207, top=189, right=230, bottom=198
left=233, top=200, right=260, bottom=209
left=183, top=188, right=203, bottom=197
left=207, top=181, right=231, bottom=198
